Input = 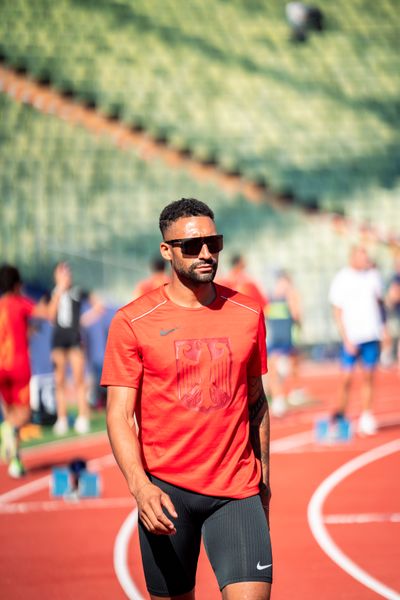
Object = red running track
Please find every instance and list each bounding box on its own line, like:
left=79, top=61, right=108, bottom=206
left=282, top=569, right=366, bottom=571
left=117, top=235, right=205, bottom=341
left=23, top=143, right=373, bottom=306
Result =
left=0, top=364, right=399, bottom=599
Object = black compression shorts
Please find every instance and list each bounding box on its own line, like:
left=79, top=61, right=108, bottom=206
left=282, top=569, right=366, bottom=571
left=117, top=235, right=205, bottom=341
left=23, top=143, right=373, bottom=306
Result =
left=138, top=474, right=273, bottom=597
left=51, top=328, right=81, bottom=350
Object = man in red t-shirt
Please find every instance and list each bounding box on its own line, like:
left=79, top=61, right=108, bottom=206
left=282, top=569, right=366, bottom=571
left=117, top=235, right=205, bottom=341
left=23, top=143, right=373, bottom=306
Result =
left=0, top=264, right=49, bottom=478
left=102, top=198, right=272, bottom=599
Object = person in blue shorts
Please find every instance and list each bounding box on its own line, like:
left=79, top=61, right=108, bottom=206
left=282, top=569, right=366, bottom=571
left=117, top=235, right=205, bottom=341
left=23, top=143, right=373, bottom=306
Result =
left=265, top=270, right=302, bottom=417
left=329, top=246, right=385, bottom=436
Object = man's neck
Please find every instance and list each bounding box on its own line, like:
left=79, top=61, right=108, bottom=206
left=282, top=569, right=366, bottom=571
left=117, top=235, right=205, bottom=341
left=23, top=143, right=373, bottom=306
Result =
left=166, top=278, right=216, bottom=308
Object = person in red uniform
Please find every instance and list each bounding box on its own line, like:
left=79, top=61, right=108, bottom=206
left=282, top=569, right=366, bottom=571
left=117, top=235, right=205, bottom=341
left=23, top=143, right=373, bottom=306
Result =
left=219, top=253, right=268, bottom=311
left=102, top=198, right=272, bottom=600
left=132, top=256, right=170, bottom=300
left=0, top=264, right=49, bottom=477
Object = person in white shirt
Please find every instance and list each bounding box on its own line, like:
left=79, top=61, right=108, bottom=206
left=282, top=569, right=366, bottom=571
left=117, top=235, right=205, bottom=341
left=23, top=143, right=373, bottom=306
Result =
left=329, top=246, right=385, bottom=435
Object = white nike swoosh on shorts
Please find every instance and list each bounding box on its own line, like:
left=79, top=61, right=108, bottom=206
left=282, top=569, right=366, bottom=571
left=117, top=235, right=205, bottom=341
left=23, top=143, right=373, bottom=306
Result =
left=257, top=562, right=272, bottom=570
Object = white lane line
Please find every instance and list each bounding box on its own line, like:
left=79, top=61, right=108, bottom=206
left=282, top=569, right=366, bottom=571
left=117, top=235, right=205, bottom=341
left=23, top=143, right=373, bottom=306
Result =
left=324, top=513, right=400, bottom=524
left=0, top=497, right=134, bottom=514
left=270, top=430, right=313, bottom=453
left=114, top=509, right=145, bottom=600
left=308, top=438, right=400, bottom=600
left=0, top=474, right=51, bottom=504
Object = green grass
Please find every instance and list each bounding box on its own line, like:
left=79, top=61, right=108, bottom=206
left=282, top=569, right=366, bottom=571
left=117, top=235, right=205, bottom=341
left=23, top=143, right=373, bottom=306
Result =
left=20, top=410, right=107, bottom=450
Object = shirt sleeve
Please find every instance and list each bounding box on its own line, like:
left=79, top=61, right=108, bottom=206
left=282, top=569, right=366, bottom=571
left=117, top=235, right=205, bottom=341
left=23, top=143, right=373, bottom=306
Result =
left=100, top=309, right=143, bottom=388
left=22, top=296, right=35, bottom=318
left=329, top=271, right=344, bottom=308
left=247, top=310, right=268, bottom=376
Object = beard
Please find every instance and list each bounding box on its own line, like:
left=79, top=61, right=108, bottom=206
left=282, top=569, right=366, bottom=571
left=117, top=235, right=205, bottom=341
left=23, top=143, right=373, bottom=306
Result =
left=175, top=258, right=218, bottom=285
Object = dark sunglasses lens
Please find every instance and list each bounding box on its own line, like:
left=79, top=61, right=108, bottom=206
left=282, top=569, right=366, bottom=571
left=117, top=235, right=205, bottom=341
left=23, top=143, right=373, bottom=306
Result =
left=181, top=239, right=203, bottom=255
left=181, top=236, right=223, bottom=255
left=207, top=236, right=223, bottom=253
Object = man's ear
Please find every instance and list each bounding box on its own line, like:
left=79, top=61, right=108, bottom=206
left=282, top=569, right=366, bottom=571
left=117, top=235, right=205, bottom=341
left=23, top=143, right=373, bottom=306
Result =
left=160, top=242, right=172, bottom=261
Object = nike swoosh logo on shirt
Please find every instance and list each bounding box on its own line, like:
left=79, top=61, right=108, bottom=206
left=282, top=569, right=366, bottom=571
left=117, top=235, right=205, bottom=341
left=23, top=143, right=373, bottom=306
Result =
left=159, top=328, right=178, bottom=336
left=257, top=562, right=272, bottom=570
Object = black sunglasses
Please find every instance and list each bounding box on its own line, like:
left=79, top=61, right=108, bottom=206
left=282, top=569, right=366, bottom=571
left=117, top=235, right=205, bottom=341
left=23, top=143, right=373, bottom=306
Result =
left=164, top=234, right=223, bottom=255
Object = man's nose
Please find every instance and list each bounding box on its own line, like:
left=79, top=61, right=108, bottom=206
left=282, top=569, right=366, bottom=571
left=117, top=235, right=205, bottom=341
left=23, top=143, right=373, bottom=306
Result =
left=198, top=243, right=212, bottom=259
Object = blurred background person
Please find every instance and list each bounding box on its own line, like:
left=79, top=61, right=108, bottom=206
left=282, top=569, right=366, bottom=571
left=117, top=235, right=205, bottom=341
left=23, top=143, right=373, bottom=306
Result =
left=385, top=250, right=400, bottom=369
left=0, top=264, right=49, bottom=477
left=132, top=256, right=170, bottom=300
left=264, top=270, right=302, bottom=417
left=329, top=246, right=385, bottom=435
left=285, top=2, right=324, bottom=43
left=49, top=262, right=104, bottom=436
left=219, top=253, right=268, bottom=310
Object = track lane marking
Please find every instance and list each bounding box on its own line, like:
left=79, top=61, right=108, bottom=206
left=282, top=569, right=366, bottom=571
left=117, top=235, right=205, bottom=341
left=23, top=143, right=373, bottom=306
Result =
left=0, top=497, right=133, bottom=514
left=114, top=509, right=144, bottom=600
left=308, top=438, right=400, bottom=600
left=324, top=512, right=400, bottom=524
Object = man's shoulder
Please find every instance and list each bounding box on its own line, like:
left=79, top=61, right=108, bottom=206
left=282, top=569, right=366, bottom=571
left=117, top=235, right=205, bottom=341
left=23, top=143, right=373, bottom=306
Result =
left=331, top=266, right=353, bottom=285
left=215, top=283, right=263, bottom=315
left=118, top=286, right=168, bottom=323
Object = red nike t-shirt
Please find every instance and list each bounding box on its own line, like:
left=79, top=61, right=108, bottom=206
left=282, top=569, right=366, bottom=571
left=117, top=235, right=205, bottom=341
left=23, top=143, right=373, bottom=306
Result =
left=0, top=294, right=35, bottom=375
left=101, top=284, right=267, bottom=498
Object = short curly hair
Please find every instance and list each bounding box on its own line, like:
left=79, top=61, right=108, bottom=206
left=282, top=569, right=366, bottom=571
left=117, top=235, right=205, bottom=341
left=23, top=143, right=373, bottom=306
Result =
left=0, top=264, right=22, bottom=294
left=159, top=198, right=214, bottom=238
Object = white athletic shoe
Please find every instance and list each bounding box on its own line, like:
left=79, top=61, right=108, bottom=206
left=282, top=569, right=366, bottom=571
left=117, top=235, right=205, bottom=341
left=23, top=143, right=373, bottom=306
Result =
left=287, top=388, right=307, bottom=406
left=8, top=456, right=26, bottom=479
left=0, top=421, right=17, bottom=463
left=357, top=411, right=377, bottom=436
left=74, top=415, right=90, bottom=435
left=270, top=396, right=287, bottom=418
left=53, top=417, right=69, bottom=436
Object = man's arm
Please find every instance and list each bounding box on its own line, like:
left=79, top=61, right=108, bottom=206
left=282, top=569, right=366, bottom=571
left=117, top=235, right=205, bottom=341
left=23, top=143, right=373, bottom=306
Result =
left=386, top=280, right=400, bottom=310
left=106, top=386, right=177, bottom=535
left=80, top=292, right=105, bottom=328
left=332, top=305, right=356, bottom=355
left=248, top=375, right=270, bottom=523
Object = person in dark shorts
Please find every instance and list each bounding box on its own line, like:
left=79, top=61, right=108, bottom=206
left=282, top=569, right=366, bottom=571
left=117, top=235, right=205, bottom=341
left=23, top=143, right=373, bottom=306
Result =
left=102, top=198, right=272, bottom=599
left=50, top=262, right=103, bottom=436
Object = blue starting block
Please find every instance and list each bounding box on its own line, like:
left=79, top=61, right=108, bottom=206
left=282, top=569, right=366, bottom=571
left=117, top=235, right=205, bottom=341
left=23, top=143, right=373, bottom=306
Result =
left=51, top=467, right=72, bottom=497
left=50, top=466, right=101, bottom=498
left=315, top=416, right=353, bottom=443
left=79, top=471, right=101, bottom=497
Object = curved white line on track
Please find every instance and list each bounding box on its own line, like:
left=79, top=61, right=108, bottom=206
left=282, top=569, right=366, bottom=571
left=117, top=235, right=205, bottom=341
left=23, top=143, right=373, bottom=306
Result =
left=308, top=438, right=400, bottom=600
left=114, top=509, right=145, bottom=600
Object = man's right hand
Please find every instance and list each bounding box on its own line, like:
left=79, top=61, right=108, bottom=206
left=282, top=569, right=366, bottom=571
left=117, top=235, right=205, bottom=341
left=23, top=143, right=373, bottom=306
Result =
left=135, top=482, right=178, bottom=535
left=344, top=339, right=357, bottom=356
